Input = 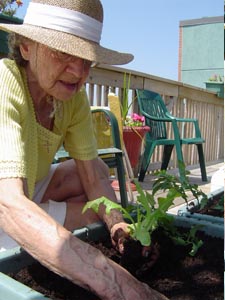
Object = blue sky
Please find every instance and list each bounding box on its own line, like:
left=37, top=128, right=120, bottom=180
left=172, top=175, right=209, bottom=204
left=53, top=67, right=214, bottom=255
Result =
left=16, top=0, right=223, bottom=81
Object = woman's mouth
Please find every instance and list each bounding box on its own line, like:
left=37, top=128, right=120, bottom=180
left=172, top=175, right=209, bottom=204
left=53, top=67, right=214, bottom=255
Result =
left=59, top=80, right=78, bottom=92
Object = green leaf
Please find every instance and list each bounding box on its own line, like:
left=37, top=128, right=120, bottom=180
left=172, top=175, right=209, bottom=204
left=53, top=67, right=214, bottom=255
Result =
left=83, top=197, right=136, bottom=228
left=139, top=231, right=151, bottom=246
left=172, top=236, right=188, bottom=246
left=189, top=239, right=203, bottom=256
left=157, top=188, right=180, bottom=211
left=135, top=180, right=152, bottom=217
left=166, top=224, right=204, bottom=256
left=145, top=191, right=156, bottom=208
left=82, top=197, right=123, bottom=215
left=133, top=226, right=151, bottom=246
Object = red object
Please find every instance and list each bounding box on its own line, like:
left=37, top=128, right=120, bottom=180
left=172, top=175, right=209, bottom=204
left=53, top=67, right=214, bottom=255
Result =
left=111, top=180, right=137, bottom=191
left=123, top=126, right=150, bottom=168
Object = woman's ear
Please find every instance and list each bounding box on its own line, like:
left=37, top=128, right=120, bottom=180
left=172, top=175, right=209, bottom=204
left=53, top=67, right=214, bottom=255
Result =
left=19, top=41, right=33, bottom=61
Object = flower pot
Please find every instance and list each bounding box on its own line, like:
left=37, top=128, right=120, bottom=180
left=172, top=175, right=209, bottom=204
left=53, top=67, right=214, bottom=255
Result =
left=205, top=81, right=224, bottom=98
left=123, top=126, right=150, bottom=168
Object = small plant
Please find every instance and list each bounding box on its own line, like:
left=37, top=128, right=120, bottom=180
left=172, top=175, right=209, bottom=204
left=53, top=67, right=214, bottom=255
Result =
left=120, top=72, right=145, bottom=127
left=208, top=74, right=224, bottom=82
left=83, top=179, right=203, bottom=256
left=124, top=113, right=145, bottom=127
left=121, top=72, right=132, bottom=122
left=152, top=162, right=208, bottom=211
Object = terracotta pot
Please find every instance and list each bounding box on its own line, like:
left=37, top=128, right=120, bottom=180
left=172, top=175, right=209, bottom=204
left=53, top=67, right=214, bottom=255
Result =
left=123, top=126, right=150, bottom=168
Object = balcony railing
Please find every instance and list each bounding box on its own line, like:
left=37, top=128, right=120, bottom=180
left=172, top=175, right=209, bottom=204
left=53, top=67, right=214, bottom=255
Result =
left=85, top=64, right=224, bottom=173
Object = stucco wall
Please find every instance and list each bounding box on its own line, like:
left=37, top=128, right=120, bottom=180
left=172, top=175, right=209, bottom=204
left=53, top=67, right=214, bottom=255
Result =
left=179, top=17, right=224, bottom=89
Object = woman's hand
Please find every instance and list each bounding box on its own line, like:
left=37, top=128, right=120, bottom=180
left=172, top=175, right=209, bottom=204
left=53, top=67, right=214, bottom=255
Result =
left=110, top=222, right=160, bottom=273
left=110, top=222, right=130, bottom=253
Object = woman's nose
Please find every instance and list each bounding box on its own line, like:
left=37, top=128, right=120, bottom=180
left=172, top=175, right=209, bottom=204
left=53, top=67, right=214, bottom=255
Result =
left=65, top=58, right=85, bottom=77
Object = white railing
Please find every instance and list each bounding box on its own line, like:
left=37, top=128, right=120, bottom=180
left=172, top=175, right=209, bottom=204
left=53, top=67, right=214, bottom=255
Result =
left=85, top=64, right=224, bottom=172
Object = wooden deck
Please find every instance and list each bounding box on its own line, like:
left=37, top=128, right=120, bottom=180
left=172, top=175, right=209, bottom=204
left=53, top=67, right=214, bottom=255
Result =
left=115, top=160, right=224, bottom=212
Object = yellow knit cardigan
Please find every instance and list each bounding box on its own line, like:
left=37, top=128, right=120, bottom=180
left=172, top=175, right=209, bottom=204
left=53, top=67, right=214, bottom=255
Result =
left=0, top=59, right=97, bottom=198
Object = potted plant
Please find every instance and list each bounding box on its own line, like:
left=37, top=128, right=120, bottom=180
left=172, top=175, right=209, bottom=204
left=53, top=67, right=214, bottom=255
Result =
left=205, top=74, right=224, bottom=98
left=122, top=113, right=150, bottom=168
left=120, top=72, right=150, bottom=169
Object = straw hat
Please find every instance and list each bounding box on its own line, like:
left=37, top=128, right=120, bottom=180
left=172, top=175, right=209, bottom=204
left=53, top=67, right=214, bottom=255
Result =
left=0, top=0, right=134, bottom=65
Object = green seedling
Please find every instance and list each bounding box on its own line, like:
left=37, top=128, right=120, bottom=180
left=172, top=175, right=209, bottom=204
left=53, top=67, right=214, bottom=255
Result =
left=83, top=179, right=203, bottom=256
left=152, top=161, right=208, bottom=211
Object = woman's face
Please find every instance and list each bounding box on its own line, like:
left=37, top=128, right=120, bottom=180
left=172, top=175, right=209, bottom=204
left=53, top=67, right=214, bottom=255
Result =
left=20, top=41, right=92, bottom=101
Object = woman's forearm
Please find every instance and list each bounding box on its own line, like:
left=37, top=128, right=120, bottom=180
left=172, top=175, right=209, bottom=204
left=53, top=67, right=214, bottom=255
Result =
left=0, top=195, right=167, bottom=300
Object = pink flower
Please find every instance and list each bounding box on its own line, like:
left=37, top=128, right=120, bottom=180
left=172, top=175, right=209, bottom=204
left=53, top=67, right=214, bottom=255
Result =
left=123, top=113, right=146, bottom=127
left=131, top=113, right=145, bottom=123
left=140, top=116, right=145, bottom=122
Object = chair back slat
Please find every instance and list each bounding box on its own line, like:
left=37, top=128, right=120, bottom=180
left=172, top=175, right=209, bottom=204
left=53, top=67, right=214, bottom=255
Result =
left=136, top=89, right=168, bottom=140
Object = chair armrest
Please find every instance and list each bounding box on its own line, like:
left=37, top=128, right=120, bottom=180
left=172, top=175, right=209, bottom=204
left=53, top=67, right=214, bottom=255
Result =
left=173, top=117, right=198, bottom=122
left=163, top=111, right=202, bottom=138
left=171, top=117, right=202, bottom=138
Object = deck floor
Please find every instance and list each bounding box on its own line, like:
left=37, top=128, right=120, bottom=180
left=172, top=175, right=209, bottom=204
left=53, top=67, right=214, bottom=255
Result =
left=115, top=160, right=224, bottom=213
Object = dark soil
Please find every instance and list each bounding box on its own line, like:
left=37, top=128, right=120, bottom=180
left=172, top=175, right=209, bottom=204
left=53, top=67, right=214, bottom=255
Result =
left=8, top=229, right=223, bottom=300
left=189, top=192, right=224, bottom=217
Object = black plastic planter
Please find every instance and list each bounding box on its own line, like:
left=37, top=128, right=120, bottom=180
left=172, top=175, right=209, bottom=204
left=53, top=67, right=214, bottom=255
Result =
left=0, top=213, right=223, bottom=299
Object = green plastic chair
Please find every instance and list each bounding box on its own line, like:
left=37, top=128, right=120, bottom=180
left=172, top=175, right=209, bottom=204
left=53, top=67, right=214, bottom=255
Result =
left=54, top=108, right=128, bottom=208
left=91, top=108, right=128, bottom=208
left=136, top=89, right=207, bottom=183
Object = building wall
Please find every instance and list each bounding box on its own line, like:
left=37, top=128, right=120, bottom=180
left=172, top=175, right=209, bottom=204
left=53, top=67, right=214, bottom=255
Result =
left=178, top=16, right=224, bottom=89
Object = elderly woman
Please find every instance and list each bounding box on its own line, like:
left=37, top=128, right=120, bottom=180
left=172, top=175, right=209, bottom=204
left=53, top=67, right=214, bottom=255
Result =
left=0, top=0, right=168, bottom=299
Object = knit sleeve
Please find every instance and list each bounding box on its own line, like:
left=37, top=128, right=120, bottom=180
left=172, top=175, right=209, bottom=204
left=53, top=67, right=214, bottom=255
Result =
left=0, top=59, right=27, bottom=178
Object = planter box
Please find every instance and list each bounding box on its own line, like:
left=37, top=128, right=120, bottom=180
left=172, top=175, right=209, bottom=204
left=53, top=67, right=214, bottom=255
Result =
left=177, top=187, right=224, bottom=214
left=205, top=81, right=224, bottom=98
left=175, top=187, right=224, bottom=239
left=0, top=222, right=108, bottom=300
left=0, top=216, right=223, bottom=300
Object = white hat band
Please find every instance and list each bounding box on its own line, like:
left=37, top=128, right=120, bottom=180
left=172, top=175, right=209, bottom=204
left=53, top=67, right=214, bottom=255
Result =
left=24, top=2, right=103, bottom=43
